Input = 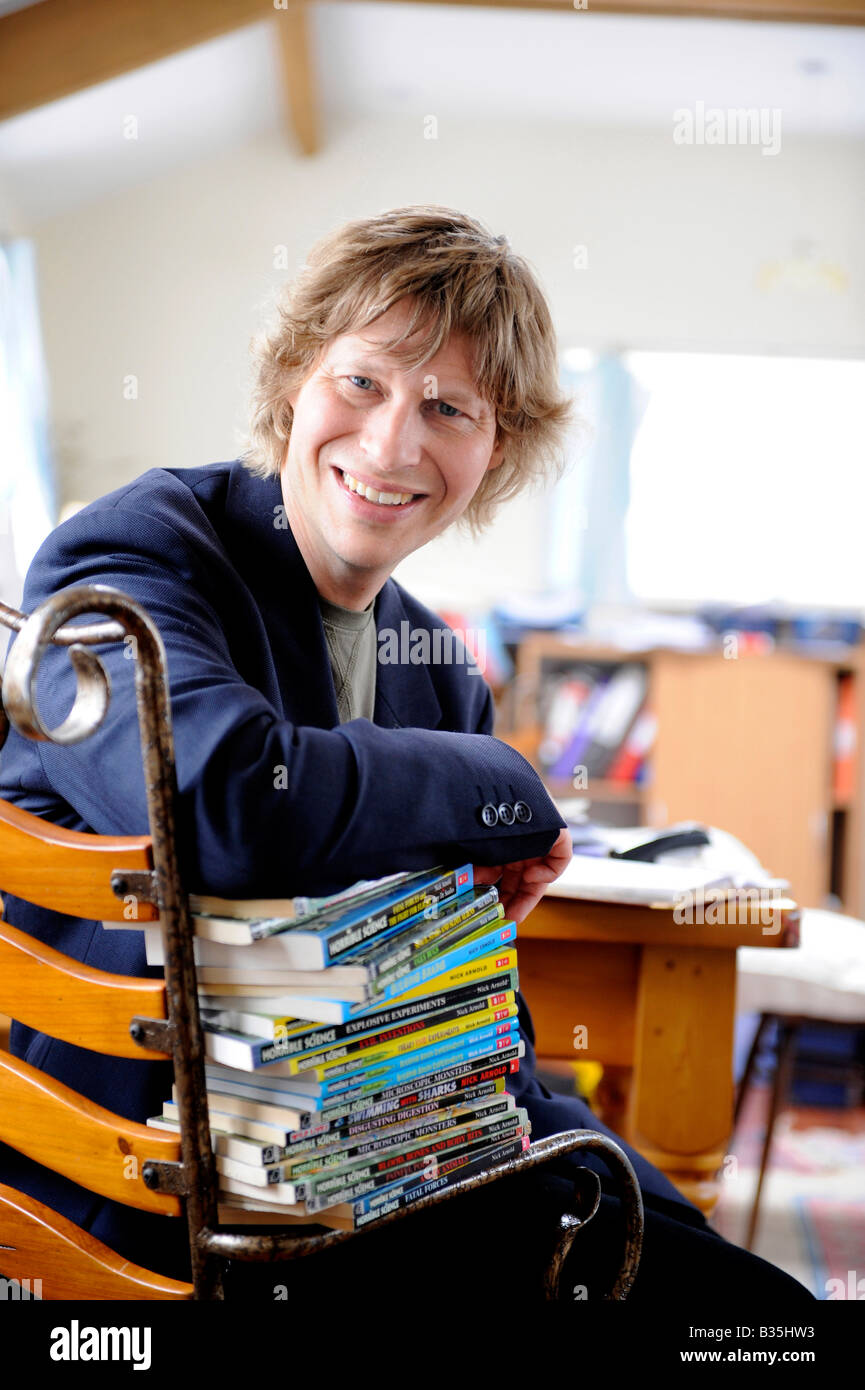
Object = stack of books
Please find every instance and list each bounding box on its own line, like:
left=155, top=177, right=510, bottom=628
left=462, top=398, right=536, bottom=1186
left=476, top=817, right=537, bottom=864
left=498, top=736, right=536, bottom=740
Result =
left=141, top=865, right=529, bottom=1230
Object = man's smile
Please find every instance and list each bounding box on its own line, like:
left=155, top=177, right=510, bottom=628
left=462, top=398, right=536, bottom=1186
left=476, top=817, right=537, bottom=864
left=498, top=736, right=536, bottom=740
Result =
left=331, top=465, right=427, bottom=516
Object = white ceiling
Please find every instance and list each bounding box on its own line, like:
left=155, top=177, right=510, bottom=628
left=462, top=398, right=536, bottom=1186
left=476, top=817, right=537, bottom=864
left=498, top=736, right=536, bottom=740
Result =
left=1, top=1, right=863, bottom=224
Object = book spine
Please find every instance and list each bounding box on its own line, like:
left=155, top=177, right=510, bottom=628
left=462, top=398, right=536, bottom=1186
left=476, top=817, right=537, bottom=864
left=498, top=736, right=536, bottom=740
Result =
left=367, top=903, right=505, bottom=987
left=375, top=953, right=518, bottom=1012
left=215, top=1157, right=306, bottom=1202
left=607, top=706, right=656, bottom=782
left=353, top=1134, right=531, bottom=1228
left=215, top=1175, right=306, bottom=1207
left=303, top=1078, right=507, bottom=1149
left=549, top=674, right=607, bottom=780
left=315, top=1023, right=522, bottom=1098
left=344, top=967, right=516, bottom=1033
left=360, top=887, right=501, bottom=980
left=307, top=1111, right=526, bottom=1203
left=320, top=1086, right=511, bottom=1149
left=202, top=1034, right=524, bottom=1113
left=368, top=921, right=518, bottom=1003
left=318, top=1043, right=524, bottom=1120
left=212, top=1003, right=517, bottom=1079
left=287, top=991, right=516, bottom=1071
left=220, top=973, right=516, bottom=1051
left=834, top=672, right=858, bottom=803
left=304, top=1112, right=528, bottom=1211
left=289, top=1002, right=518, bottom=1080
left=315, top=1061, right=516, bottom=1132
left=286, top=1096, right=516, bottom=1178
left=205, top=1045, right=525, bottom=1136
left=322, top=864, right=474, bottom=963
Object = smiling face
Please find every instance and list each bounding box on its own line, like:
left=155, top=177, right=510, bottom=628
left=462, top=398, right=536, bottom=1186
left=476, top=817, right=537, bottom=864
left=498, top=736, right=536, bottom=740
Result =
left=279, top=299, right=505, bottom=610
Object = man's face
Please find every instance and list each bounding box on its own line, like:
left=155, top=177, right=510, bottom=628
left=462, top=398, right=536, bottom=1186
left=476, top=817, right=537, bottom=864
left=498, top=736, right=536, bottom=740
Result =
left=280, top=299, right=504, bottom=609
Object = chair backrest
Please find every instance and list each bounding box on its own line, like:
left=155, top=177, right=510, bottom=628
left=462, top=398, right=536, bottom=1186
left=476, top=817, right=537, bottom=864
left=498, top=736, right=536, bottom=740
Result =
left=0, top=905, right=192, bottom=1297
left=0, top=586, right=219, bottom=1299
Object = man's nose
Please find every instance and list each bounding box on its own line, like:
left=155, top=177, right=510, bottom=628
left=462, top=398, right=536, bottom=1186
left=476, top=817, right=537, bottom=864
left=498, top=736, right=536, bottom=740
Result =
left=358, top=397, right=423, bottom=472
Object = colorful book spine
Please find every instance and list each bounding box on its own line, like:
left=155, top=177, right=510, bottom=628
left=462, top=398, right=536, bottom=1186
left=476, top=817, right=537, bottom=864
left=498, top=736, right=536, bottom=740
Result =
left=313, top=1051, right=523, bottom=1127
left=304, top=1111, right=528, bottom=1212
left=367, top=919, right=518, bottom=1003
left=358, top=887, right=501, bottom=981
left=211, top=1095, right=517, bottom=1184
left=309, top=1023, right=522, bottom=1099
left=157, top=1077, right=510, bottom=1165
left=607, top=706, right=657, bottom=782
left=203, top=999, right=517, bottom=1077
left=353, top=1134, right=531, bottom=1228
left=299, top=864, right=474, bottom=962
left=549, top=672, right=611, bottom=780
left=206, top=970, right=517, bottom=1045
left=203, top=1038, right=525, bottom=1112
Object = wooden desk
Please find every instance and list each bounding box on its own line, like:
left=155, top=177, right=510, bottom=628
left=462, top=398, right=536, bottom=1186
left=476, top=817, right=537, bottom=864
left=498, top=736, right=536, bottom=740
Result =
left=519, top=892, right=800, bottom=1216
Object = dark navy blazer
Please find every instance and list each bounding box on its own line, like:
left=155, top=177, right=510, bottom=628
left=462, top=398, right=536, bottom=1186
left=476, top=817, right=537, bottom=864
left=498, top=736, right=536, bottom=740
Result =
left=0, top=460, right=699, bottom=1278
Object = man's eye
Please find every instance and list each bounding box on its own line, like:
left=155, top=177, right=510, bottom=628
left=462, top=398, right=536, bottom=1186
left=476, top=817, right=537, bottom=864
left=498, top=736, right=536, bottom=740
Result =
left=347, top=375, right=374, bottom=390
left=432, top=400, right=462, bottom=418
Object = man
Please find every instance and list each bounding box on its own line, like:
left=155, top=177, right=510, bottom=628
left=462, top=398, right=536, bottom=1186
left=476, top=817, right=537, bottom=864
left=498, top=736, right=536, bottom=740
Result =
left=0, top=206, right=813, bottom=1305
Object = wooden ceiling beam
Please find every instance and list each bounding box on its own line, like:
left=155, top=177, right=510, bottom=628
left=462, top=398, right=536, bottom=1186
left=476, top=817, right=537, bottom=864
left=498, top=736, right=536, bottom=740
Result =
left=365, top=0, right=865, bottom=22
left=0, top=0, right=859, bottom=133
left=0, top=0, right=320, bottom=156
left=274, top=4, right=319, bottom=156
left=0, top=0, right=276, bottom=124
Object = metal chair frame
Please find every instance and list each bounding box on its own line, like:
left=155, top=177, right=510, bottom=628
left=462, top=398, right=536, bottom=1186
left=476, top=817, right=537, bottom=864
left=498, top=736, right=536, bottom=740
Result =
left=0, top=583, right=644, bottom=1300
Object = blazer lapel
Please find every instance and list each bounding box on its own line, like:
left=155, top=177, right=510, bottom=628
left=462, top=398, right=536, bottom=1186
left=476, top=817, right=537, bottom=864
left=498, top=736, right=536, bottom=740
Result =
left=373, top=579, right=443, bottom=731
left=223, top=466, right=339, bottom=729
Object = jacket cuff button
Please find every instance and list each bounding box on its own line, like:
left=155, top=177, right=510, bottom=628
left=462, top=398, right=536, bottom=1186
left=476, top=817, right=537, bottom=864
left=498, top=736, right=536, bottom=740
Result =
left=479, top=803, right=499, bottom=828
left=513, top=801, right=532, bottom=823
left=497, top=802, right=515, bottom=826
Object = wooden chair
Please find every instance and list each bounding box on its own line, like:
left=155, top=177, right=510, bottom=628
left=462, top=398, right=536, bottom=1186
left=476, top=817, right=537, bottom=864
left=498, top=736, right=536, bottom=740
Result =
left=0, top=584, right=644, bottom=1300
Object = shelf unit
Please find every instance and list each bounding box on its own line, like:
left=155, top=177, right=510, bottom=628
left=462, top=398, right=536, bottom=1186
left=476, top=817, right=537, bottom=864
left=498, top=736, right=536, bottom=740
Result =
left=497, top=633, right=865, bottom=917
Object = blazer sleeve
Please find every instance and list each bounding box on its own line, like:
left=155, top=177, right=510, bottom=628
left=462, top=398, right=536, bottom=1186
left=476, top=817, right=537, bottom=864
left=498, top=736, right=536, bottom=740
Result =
left=9, top=509, right=566, bottom=899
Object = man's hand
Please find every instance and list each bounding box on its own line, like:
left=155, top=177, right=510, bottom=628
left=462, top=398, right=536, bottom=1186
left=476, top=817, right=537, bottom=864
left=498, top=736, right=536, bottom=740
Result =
left=473, top=827, right=572, bottom=925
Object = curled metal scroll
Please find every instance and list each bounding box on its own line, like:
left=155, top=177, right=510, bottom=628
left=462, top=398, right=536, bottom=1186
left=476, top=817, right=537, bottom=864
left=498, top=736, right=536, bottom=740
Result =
left=0, top=591, right=126, bottom=750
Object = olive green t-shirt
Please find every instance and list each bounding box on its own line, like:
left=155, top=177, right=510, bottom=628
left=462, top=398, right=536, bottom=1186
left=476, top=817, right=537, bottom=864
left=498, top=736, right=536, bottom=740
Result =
left=317, top=593, right=377, bottom=724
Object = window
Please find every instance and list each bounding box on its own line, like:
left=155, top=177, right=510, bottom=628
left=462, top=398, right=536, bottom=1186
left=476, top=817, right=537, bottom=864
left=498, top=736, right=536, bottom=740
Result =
left=624, top=352, right=865, bottom=610
left=0, top=239, right=56, bottom=613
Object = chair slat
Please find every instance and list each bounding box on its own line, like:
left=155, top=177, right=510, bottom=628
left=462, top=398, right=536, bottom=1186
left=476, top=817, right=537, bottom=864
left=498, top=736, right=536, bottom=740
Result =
left=0, top=797, right=157, bottom=921
left=0, top=920, right=168, bottom=1058
left=0, top=1184, right=192, bottom=1299
left=0, top=1052, right=181, bottom=1215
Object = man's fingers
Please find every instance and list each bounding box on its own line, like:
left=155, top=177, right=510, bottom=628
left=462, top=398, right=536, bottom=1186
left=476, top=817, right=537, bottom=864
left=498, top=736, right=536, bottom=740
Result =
left=472, top=866, right=503, bottom=885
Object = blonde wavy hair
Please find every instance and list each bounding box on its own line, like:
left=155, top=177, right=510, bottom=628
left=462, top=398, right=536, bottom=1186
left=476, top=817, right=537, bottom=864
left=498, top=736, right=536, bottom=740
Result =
left=241, top=205, right=574, bottom=534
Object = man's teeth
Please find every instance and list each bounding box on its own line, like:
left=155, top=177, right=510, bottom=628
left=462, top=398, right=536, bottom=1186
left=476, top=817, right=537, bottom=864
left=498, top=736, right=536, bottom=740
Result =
left=340, top=471, right=415, bottom=506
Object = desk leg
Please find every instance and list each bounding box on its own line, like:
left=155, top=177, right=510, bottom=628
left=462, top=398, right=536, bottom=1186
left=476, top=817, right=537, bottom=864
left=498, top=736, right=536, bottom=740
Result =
left=625, top=945, right=736, bottom=1217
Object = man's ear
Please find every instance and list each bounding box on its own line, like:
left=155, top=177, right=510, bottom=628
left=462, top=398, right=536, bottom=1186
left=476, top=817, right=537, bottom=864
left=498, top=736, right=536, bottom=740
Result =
left=486, top=433, right=506, bottom=472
